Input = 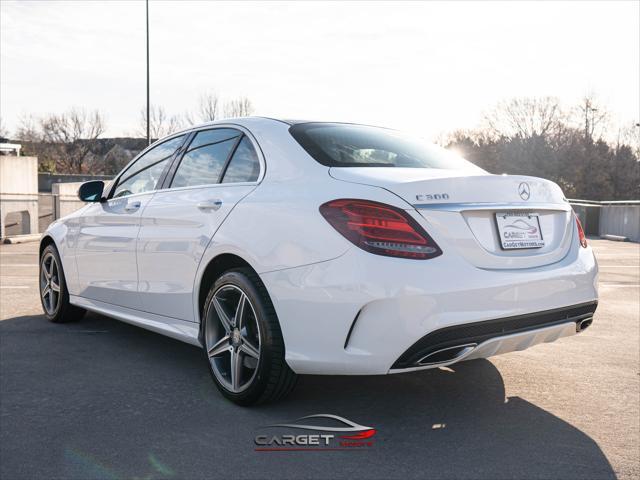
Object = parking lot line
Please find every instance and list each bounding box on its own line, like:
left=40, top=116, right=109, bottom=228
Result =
left=0, top=286, right=30, bottom=289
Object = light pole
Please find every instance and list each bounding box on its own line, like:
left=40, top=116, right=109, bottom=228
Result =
left=146, top=0, right=150, bottom=145
left=584, top=100, right=597, bottom=142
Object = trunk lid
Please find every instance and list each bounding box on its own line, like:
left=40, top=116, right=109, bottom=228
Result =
left=329, top=167, right=574, bottom=269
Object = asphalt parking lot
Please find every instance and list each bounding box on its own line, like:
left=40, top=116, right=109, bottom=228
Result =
left=0, top=238, right=638, bottom=480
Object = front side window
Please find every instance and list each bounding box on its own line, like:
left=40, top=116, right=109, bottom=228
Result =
left=114, top=160, right=170, bottom=198
left=221, top=137, right=260, bottom=183
left=289, top=123, right=483, bottom=171
left=113, top=135, right=185, bottom=198
left=171, top=129, right=240, bottom=188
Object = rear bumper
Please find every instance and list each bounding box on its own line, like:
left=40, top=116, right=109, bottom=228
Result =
left=390, top=301, right=596, bottom=371
left=260, top=239, right=598, bottom=375
left=390, top=321, right=580, bottom=374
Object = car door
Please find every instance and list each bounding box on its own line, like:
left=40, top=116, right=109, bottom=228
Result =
left=75, top=134, right=187, bottom=309
left=136, top=126, right=263, bottom=321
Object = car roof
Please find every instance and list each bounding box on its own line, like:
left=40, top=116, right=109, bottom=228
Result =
left=185, top=117, right=299, bottom=130
left=173, top=117, right=389, bottom=138
left=183, top=116, right=345, bottom=131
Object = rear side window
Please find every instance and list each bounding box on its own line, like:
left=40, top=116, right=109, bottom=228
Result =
left=171, top=131, right=238, bottom=188
left=222, top=137, right=260, bottom=183
left=187, top=128, right=240, bottom=151
left=289, top=123, right=482, bottom=171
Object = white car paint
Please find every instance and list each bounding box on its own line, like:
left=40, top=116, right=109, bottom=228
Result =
left=260, top=230, right=597, bottom=374
left=42, top=117, right=598, bottom=375
left=75, top=192, right=154, bottom=309
left=136, top=183, right=257, bottom=320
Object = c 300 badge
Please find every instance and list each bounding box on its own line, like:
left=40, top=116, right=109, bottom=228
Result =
left=416, top=193, right=450, bottom=201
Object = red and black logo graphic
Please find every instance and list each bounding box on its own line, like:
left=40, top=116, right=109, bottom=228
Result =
left=254, top=414, right=377, bottom=452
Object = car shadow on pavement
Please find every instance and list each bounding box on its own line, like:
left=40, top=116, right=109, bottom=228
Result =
left=0, top=312, right=615, bottom=480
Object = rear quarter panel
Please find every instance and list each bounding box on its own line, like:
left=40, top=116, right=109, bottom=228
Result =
left=205, top=177, right=414, bottom=275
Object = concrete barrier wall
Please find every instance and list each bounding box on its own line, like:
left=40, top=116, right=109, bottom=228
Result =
left=1, top=156, right=38, bottom=194
left=51, top=182, right=87, bottom=218
left=0, top=156, right=39, bottom=237
left=39, top=173, right=112, bottom=192
left=599, top=205, right=640, bottom=242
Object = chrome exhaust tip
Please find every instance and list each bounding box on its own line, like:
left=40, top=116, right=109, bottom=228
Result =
left=576, top=317, right=593, bottom=332
left=417, top=343, right=477, bottom=366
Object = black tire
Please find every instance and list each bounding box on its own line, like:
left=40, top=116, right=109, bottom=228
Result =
left=202, top=267, right=297, bottom=406
left=39, top=244, right=86, bottom=323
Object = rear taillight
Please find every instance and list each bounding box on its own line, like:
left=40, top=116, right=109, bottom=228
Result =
left=575, top=213, right=588, bottom=248
left=319, top=199, right=442, bottom=259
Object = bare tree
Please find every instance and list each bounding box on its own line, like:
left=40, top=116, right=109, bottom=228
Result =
left=224, top=96, right=254, bottom=118
left=14, top=114, right=42, bottom=142
left=139, top=106, right=184, bottom=140
left=0, top=116, right=8, bottom=139
left=576, top=95, right=609, bottom=142
left=483, top=97, right=564, bottom=139
left=617, top=122, right=640, bottom=159
left=182, top=92, right=256, bottom=125
left=183, top=110, right=197, bottom=127
left=198, top=91, right=220, bottom=122
left=38, top=109, right=105, bottom=173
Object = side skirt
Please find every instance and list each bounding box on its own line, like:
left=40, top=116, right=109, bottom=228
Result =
left=70, top=295, right=202, bottom=347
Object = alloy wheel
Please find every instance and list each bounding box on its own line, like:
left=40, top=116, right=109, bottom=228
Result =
left=205, top=284, right=261, bottom=393
left=40, top=252, right=61, bottom=315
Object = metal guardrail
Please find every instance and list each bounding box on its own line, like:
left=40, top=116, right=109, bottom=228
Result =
left=569, top=199, right=640, bottom=242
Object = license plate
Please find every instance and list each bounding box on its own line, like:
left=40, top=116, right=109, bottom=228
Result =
left=495, top=212, right=545, bottom=249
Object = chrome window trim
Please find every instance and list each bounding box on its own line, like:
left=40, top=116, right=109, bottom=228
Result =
left=154, top=181, right=259, bottom=195
left=104, top=188, right=157, bottom=206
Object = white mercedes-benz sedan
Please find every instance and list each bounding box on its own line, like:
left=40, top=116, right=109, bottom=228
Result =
left=39, top=117, right=598, bottom=405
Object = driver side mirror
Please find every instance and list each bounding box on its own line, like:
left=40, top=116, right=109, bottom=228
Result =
left=78, top=180, right=105, bottom=202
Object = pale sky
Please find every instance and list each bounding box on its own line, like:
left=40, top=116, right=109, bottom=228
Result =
left=1, top=0, right=638, bottom=139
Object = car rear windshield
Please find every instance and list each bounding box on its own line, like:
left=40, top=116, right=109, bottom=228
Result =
left=289, top=123, right=481, bottom=170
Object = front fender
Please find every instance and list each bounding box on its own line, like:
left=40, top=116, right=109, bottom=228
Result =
left=41, top=214, right=82, bottom=295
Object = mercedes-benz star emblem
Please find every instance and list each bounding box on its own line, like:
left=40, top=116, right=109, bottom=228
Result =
left=518, top=182, right=531, bottom=201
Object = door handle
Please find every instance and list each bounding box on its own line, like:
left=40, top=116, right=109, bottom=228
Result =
left=124, top=201, right=141, bottom=213
left=197, top=199, right=223, bottom=211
